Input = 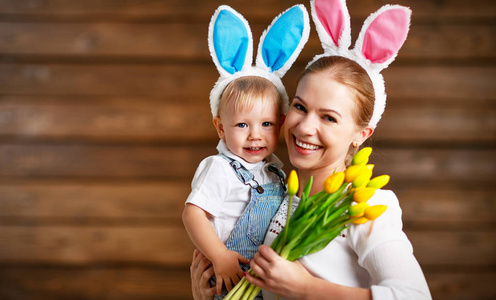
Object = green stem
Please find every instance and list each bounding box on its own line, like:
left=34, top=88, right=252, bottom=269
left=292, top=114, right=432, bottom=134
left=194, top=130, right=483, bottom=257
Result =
left=225, top=277, right=248, bottom=300
left=246, top=286, right=262, bottom=300
left=278, top=214, right=317, bottom=260
left=228, top=279, right=245, bottom=299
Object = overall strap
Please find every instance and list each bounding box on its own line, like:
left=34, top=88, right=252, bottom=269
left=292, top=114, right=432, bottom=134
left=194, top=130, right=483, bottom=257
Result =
left=267, top=164, right=287, bottom=192
left=220, top=154, right=264, bottom=194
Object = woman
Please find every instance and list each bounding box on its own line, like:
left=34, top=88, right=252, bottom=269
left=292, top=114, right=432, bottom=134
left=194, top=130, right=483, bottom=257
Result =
left=190, top=0, right=432, bottom=298
left=191, top=56, right=431, bottom=300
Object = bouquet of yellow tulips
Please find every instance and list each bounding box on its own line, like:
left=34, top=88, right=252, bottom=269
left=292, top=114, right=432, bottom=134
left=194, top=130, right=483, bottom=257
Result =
left=224, top=147, right=390, bottom=300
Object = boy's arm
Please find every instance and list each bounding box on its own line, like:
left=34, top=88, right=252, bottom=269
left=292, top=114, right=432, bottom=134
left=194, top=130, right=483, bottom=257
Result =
left=182, top=203, right=249, bottom=294
left=182, top=203, right=227, bottom=263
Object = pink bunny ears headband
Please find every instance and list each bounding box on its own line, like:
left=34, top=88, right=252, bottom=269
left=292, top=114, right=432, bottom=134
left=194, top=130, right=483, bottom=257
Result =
left=208, top=5, right=310, bottom=117
left=309, top=0, right=411, bottom=128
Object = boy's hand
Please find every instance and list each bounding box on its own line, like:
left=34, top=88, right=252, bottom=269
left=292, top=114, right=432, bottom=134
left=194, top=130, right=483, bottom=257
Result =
left=212, top=250, right=250, bottom=295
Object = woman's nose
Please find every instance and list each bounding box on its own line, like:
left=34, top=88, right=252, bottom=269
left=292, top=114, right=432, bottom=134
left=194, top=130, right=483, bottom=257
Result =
left=296, top=115, right=317, bottom=136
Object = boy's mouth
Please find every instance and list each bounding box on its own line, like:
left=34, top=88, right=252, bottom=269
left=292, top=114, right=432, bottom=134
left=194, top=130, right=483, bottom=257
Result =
left=245, top=147, right=264, bottom=151
left=244, top=146, right=266, bottom=154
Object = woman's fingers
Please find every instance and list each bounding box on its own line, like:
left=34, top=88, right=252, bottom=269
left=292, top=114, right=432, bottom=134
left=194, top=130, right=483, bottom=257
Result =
left=244, top=270, right=267, bottom=289
left=250, top=245, right=277, bottom=277
left=191, top=250, right=216, bottom=299
left=258, top=244, right=280, bottom=261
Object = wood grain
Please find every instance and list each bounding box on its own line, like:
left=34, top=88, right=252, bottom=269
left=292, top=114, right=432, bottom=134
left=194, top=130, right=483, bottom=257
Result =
left=0, top=64, right=494, bottom=101
left=0, top=225, right=195, bottom=265
left=0, top=0, right=494, bottom=299
left=1, top=23, right=494, bottom=61
left=2, top=266, right=494, bottom=300
left=0, top=0, right=494, bottom=19
left=0, top=96, right=493, bottom=143
left=0, top=266, right=192, bottom=300
left=1, top=181, right=494, bottom=227
left=0, top=225, right=492, bottom=268
left=0, top=145, right=493, bottom=181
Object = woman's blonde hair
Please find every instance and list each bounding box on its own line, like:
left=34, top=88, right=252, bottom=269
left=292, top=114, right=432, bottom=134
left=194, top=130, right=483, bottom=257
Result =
left=217, top=76, right=282, bottom=117
left=301, top=56, right=375, bottom=165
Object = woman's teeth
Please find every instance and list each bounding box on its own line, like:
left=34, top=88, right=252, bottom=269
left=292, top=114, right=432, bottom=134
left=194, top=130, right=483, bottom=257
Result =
left=295, top=139, right=321, bottom=150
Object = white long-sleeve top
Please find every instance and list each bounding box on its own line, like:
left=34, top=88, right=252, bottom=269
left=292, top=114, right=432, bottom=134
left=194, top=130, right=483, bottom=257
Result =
left=262, top=190, right=432, bottom=300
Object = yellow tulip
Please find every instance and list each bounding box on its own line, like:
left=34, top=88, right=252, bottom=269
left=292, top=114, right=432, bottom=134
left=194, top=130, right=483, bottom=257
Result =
left=323, top=172, right=345, bottom=194
left=344, top=165, right=365, bottom=183
left=364, top=164, right=375, bottom=172
left=352, top=217, right=369, bottom=224
left=353, top=187, right=377, bottom=203
left=349, top=203, right=369, bottom=218
left=287, top=170, right=299, bottom=196
left=364, top=205, right=387, bottom=220
left=352, top=147, right=373, bottom=165
left=367, top=175, right=390, bottom=189
left=352, top=167, right=373, bottom=188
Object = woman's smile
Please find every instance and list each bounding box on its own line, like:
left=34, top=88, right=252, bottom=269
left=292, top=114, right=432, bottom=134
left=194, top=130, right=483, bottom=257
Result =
left=294, top=136, right=322, bottom=152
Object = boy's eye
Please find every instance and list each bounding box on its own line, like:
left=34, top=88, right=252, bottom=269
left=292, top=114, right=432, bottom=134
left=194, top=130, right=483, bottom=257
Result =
left=236, top=123, right=248, bottom=128
left=262, top=122, right=273, bottom=127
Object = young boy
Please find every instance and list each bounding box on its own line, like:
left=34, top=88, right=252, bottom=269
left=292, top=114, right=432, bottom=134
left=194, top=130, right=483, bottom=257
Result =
left=183, top=3, right=310, bottom=296
left=182, top=76, right=286, bottom=297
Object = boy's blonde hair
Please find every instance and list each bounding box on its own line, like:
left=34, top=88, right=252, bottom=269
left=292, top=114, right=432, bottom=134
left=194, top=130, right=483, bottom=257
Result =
left=217, top=76, right=282, bottom=117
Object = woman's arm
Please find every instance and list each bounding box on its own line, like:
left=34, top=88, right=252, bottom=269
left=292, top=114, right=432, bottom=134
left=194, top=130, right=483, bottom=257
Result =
left=247, top=245, right=372, bottom=300
left=363, top=241, right=432, bottom=300
left=190, top=249, right=215, bottom=300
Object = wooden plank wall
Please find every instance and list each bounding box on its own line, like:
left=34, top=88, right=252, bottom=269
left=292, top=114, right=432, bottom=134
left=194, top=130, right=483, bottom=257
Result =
left=0, top=0, right=495, bottom=299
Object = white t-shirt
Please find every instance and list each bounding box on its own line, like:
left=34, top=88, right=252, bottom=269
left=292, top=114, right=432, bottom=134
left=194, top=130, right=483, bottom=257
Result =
left=263, top=190, right=432, bottom=300
left=186, top=140, right=284, bottom=244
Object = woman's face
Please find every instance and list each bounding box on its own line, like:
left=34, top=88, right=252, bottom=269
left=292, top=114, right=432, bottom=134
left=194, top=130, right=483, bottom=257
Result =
left=284, top=72, right=365, bottom=173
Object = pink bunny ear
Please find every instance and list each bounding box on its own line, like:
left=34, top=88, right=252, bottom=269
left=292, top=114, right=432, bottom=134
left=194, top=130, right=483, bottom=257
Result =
left=356, top=5, right=411, bottom=67
left=311, top=0, right=351, bottom=51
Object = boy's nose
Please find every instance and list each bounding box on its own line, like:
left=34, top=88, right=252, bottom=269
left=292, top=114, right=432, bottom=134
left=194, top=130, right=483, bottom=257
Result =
left=249, top=127, right=262, bottom=140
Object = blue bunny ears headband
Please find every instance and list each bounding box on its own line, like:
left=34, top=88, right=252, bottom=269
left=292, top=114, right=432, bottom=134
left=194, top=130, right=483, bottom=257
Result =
left=208, top=4, right=310, bottom=117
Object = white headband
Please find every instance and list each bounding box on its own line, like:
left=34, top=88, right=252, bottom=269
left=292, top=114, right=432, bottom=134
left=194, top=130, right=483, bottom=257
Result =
left=308, top=0, right=411, bottom=128
left=208, top=4, right=310, bottom=117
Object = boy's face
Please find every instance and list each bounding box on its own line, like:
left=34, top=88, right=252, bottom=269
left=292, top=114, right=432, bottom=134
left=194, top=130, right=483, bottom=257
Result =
left=213, top=98, right=280, bottom=164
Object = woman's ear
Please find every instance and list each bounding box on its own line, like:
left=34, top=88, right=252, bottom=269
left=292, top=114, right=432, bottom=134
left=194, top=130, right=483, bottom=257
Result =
left=212, top=117, right=225, bottom=139
left=353, top=126, right=374, bottom=147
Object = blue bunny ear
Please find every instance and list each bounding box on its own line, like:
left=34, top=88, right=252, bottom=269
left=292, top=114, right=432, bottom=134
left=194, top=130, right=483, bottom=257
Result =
left=208, top=5, right=253, bottom=76
left=256, top=4, right=310, bottom=77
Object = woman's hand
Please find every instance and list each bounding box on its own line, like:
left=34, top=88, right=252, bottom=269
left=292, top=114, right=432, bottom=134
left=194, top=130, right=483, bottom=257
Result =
left=190, top=249, right=216, bottom=300
left=245, top=245, right=314, bottom=299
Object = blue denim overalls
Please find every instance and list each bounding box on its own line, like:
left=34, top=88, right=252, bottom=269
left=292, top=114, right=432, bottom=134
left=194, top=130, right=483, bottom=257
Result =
left=212, top=154, right=285, bottom=299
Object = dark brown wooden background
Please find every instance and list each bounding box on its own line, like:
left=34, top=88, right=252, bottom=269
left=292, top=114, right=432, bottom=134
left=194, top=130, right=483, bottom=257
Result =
left=0, top=0, right=494, bottom=299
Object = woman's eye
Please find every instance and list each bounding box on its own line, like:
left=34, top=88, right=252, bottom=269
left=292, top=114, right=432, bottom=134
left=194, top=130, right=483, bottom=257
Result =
left=324, top=115, right=337, bottom=123
left=236, top=123, right=248, bottom=128
left=293, top=103, right=306, bottom=112
left=262, top=122, right=273, bottom=127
